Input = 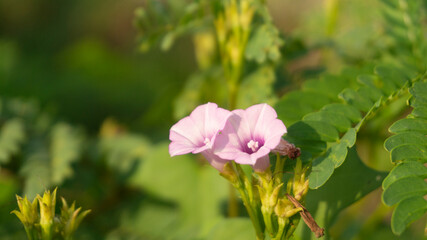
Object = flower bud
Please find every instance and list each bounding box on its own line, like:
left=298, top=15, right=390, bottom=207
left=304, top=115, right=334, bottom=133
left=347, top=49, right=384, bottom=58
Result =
left=220, top=162, right=239, bottom=185
left=275, top=199, right=302, bottom=218
left=273, top=139, right=301, bottom=159
left=12, top=195, right=38, bottom=227
left=60, top=197, right=91, bottom=238
left=293, top=159, right=309, bottom=200
left=37, top=188, right=57, bottom=239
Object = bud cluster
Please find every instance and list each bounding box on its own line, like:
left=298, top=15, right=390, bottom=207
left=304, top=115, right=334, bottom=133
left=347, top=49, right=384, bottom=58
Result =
left=11, top=188, right=91, bottom=240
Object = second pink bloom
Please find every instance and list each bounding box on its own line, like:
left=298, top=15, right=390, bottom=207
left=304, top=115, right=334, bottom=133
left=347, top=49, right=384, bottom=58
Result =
left=213, top=103, right=287, bottom=172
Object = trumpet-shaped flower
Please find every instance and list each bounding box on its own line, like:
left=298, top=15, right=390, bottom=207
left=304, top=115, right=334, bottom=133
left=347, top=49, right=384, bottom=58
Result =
left=169, top=102, right=232, bottom=171
left=214, top=103, right=287, bottom=171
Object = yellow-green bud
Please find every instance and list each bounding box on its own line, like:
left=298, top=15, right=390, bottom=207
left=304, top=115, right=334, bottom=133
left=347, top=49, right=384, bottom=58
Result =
left=268, top=183, right=283, bottom=208
left=12, top=195, right=38, bottom=227
left=37, top=188, right=57, bottom=239
left=220, top=162, right=239, bottom=186
left=193, top=31, right=216, bottom=69
left=60, top=197, right=91, bottom=238
left=239, top=1, right=254, bottom=30
left=214, top=15, right=227, bottom=45
left=275, top=199, right=303, bottom=218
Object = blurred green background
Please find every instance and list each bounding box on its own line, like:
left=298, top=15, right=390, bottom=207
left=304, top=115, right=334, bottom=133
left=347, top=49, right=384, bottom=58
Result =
left=0, top=0, right=425, bottom=239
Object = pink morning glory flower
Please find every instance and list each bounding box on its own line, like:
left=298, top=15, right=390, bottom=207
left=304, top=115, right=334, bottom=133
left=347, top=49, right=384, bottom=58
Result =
left=213, top=103, right=287, bottom=172
left=169, top=102, right=232, bottom=171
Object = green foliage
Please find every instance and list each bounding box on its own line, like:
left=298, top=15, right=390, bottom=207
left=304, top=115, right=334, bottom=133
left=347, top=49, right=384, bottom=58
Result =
left=295, top=147, right=386, bottom=239
left=245, top=24, right=283, bottom=63
left=1, top=0, right=426, bottom=238
left=379, top=0, right=427, bottom=71
left=237, top=66, right=277, bottom=108
left=100, top=142, right=232, bottom=239
left=382, top=81, right=427, bottom=235
left=99, top=120, right=151, bottom=179
left=206, top=218, right=255, bottom=240
left=22, top=123, right=83, bottom=199
left=0, top=118, right=25, bottom=164
left=276, top=63, right=416, bottom=190
left=134, top=0, right=208, bottom=51
left=0, top=98, right=84, bottom=199
left=50, top=123, right=83, bottom=185
left=12, top=189, right=90, bottom=240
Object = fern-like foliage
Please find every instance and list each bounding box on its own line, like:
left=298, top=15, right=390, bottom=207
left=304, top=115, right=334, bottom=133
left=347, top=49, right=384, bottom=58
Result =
left=380, top=0, right=426, bottom=72
left=0, top=118, right=25, bottom=164
left=382, top=80, right=427, bottom=235
left=134, top=0, right=209, bottom=51
left=276, top=63, right=417, bottom=189
left=0, top=98, right=85, bottom=198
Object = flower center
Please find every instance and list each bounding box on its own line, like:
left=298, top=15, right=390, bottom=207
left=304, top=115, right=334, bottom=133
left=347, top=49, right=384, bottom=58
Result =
left=247, top=140, right=260, bottom=153
left=204, top=138, right=211, bottom=146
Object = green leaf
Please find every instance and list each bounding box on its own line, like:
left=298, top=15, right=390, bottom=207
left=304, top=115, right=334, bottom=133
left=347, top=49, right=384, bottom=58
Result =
left=308, top=128, right=360, bottom=189
left=245, top=24, right=283, bottom=63
left=358, top=85, right=384, bottom=102
left=296, top=148, right=386, bottom=239
left=106, top=200, right=180, bottom=240
left=375, top=65, right=407, bottom=88
left=357, top=74, right=381, bottom=89
left=160, top=32, right=175, bottom=51
left=190, top=166, right=228, bottom=237
left=390, top=144, right=427, bottom=162
left=391, top=196, right=427, bottom=235
left=284, top=137, right=326, bottom=155
left=303, top=75, right=350, bottom=100
left=303, top=111, right=352, bottom=132
left=20, top=150, right=51, bottom=199
left=50, top=123, right=83, bottom=185
left=275, top=91, right=332, bottom=126
left=100, top=133, right=151, bottom=179
left=382, top=81, right=427, bottom=235
left=384, top=132, right=427, bottom=151
left=173, top=67, right=227, bottom=119
left=341, top=128, right=357, bottom=147
left=309, top=147, right=342, bottom=189
left=321, top=103, right=362, bottom=123
left=286, top=120, right=339, bottom=142
left=206, top=218, right=255, bottom=240
left=382, top=162, right=427, bottom=189
left=339, top=88, right=373, bottom=112
left=0, top=118, right=25, bottom=164
left=128, top=142, right=198, bottom=203
left=410, top=81, right=427, bottom=103
left=237, top=66, right=277, bottom=109
left=410, top=101, right=427, bottom=119
left=389, top=118, right=427, bottom=134
left=135, top=1, right=206, bottom=51
left=382, top=176, right=427, bottom=206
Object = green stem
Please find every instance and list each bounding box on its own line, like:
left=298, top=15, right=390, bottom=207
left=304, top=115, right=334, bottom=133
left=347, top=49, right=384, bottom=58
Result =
left=234, top=164, right=264, bottom=239
left=274, top=154, right=285, bottom=185
left=261, top=207, right=274, bottom=236
left=273, top=217, right=288, bottom=240
left=24, top=226, right=34, bottom=240
left=236, top=186, right=264, bottom=240
left=284, top=217, right=300, bottom=239
left=228, top=184, right=239, bottom=217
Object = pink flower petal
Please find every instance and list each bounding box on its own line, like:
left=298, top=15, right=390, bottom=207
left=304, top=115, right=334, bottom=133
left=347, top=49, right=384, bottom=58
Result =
left=252, top=155, right=270, bottom=172
left=189, top=102, right=231, bottom=143
left=213, top=103, right=286, bottom=171
left=202, top=150, right=229, bottom=172
left=169, top=116, right=204, bottom=156
left=246, top=103, right=280, bottom=139
left=169, top=102, right=232, bottom=171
